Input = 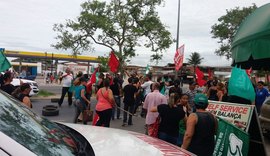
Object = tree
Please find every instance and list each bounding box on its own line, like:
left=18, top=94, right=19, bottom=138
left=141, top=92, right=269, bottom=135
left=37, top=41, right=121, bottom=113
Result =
left=52, top=0, right=173, bottom=73
left=187, top=52, right=204, bottom=78
left=211, top=4, right=257, bottom=59
left=97, top=56, right=109, bottom=72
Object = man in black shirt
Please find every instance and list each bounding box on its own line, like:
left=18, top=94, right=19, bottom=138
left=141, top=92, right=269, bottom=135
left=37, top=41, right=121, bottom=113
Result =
left=122, top=77, right=138, bottom=126
left=0, top=72, right=16, bottom=95
left=169, top=79, right=182, bottom=96
left=110, top=77, right=121, bottom=120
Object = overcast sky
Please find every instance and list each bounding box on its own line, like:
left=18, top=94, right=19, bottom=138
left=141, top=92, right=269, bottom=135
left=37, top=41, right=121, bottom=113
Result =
left=0, top=0, right=269, bottom=67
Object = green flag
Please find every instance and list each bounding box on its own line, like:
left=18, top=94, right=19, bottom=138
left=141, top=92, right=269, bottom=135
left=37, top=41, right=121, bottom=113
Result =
left=228, top=66, right=255, bottom=102
left=145, top=64, right=150, bottom=75
left=0, top=48, right=11, bottom=72
left=214, top=118, right=249, bottom=156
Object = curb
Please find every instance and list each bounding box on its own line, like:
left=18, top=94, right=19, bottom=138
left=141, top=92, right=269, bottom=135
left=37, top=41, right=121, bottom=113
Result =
left=31, top=95, right=61, bottom=100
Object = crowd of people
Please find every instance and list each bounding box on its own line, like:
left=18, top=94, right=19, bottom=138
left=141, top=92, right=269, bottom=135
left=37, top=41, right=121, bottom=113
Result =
left=0, top=71, right=33, bottom=108
left=2, top=67, right=270, bottom=156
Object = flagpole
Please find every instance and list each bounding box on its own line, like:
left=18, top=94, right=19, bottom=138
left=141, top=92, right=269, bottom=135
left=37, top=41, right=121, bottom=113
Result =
left=175, top=0, right=181, bottom=79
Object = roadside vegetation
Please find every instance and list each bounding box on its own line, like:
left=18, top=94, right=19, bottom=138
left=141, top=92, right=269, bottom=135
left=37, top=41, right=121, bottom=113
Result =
left=38, top=90, right=55, bottom=97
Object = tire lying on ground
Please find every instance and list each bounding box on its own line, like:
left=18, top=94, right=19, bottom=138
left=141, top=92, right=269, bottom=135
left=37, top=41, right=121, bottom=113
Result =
left=42, top=105, right=59, bottom=116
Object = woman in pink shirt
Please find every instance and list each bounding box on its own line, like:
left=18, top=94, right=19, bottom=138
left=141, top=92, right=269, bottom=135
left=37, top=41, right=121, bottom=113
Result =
left=95, top=78, right=116, bottom=127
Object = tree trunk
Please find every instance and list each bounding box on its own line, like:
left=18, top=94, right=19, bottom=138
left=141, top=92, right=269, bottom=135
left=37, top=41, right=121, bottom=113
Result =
left=118, top=45, right=124, bottom=79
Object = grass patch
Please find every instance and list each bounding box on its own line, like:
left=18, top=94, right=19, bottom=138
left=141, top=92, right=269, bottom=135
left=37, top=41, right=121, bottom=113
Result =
left=38, top=90, right=55, bottom=97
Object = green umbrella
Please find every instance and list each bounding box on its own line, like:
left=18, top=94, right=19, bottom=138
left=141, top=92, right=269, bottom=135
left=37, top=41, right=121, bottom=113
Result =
left=231, top=3, right=270, bottom=70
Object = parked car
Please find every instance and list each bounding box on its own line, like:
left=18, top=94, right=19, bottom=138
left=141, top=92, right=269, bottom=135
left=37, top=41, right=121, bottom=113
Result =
left=0, top=90, right=195, bottom=156
left=17, top=75, right=37, bottom=81
left=11, top=78, right=39, bottom=96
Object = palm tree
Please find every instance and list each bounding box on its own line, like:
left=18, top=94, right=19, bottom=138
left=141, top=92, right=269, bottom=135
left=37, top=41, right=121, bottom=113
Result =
left=187, top=52, right=204, bottom=79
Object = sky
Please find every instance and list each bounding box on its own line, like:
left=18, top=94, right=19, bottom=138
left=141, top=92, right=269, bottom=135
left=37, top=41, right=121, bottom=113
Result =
left=0, top=0, right=269, bottom=67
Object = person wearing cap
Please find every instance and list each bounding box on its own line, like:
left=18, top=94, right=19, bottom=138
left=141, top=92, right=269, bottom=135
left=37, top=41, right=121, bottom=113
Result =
left=181, top=93, right=218, bottom=156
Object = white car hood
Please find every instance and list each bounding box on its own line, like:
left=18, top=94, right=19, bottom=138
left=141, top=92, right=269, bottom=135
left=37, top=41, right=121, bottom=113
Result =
left=61, top=123, right=194, bottom=156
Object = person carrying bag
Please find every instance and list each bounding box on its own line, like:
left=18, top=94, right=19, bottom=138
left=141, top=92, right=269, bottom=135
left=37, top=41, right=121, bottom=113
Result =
left=73, top=77, right=91, bottom=125
left=95, top=78, right=116, bottom=127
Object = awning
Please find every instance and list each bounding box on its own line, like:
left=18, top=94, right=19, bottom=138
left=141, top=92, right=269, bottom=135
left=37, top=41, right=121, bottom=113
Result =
left=231, top=3, right=270, bottom=70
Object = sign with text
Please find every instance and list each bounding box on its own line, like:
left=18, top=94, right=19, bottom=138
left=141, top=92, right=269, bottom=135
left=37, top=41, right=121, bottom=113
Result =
left=214, top=118, right=249, bottom=156
left=206, top=101, right=254, bottom=131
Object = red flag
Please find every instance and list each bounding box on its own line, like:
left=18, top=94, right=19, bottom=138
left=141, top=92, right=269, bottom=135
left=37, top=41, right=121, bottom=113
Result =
left=108, top=52, right=119, bottom=73
left=196, top=67, right=206, bottom=87
left=87, top=67, right=98, bottom=85
left=208, top=68, right=213, bottom=80
left=174, top=44, right=185, bottom=71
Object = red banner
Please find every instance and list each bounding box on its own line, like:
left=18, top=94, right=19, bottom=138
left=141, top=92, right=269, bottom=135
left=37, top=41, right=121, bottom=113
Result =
left=174, top=44, right=185, bottom=71
left=108, top=51, right=119, bottom=73
left=196, top=67, right=206, bottom=87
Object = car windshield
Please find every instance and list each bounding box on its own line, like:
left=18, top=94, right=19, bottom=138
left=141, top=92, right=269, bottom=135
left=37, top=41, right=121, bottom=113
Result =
left=0, top=91, right=80, bottom=155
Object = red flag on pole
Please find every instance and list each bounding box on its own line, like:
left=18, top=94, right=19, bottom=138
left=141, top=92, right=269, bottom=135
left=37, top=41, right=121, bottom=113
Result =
left=196, top=67, right=206, bottom=87
left=88, top=67, right=98, bottom=85
left=108, top=52, right=119, bottom=73
left=174, top=44, right=185, bottom=71
left=86, top=67, right=98, bottom=93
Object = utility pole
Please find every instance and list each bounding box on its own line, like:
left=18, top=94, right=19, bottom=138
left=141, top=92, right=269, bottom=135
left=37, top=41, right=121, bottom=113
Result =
left=175, top=0, right=181, bottom=79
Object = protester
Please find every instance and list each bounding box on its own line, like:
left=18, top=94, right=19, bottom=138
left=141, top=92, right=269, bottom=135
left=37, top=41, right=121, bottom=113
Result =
left=0, top=71, right=16, bottom=95
left=12, top=83, right=32, bottom=108
left=73, top=77, right=91, bottom=125
left=255, top=81, right=269, bottom=114
left=151, top=93, right=185, bottom=145
left=83, top=74, right=91, bottom=99
left=207, top=80, right=218, bottom=101
left=95, top=78, right=116, bottom=127
left=177, top=93, right=190, bottom=146
left=221, top=81, right=229, bottom=102
left=216, top=82, right=225, bottom=101
left=157, top=77, right=166, bottom=95
left=182, top=94, right=218, bottom=156
left=96, top=73, right=105, bottom=91
left=143, top=82, right=167, bottom=137
left=186, top=82, right=197, bottom=112
left=122, top=77, right=138, bottom=126
left=141, top=74, right=153, bottom=98
left=169, top=79, right=182, bottom=96
left=110, top=77, right=121, bottom=120
left=58, top=68, right=73, bottom=107
left=133, top=80, right=144, bottom=116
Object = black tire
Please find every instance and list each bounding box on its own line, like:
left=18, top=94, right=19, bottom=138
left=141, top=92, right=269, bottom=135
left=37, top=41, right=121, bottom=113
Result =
left=42, top=105, right=59, bottom=116
left=51, top=98, right=60, bottom=103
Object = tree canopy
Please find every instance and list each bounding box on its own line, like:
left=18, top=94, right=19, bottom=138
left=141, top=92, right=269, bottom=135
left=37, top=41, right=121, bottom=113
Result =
left=52, top=0, right=173, bottom=73
left=211, top=4, right=257, bottom=60
left=187, top=52, right=203, bottom=67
